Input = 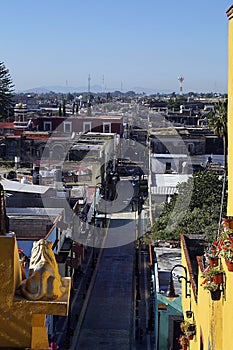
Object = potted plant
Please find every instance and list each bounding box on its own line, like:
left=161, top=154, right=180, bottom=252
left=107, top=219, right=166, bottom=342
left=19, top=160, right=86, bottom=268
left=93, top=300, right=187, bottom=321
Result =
left=220, top=223, right=233, bottom=245
left=201, top=279, right=222, bottom=300
left=180, top=320, right=196, bottom=339
left=217, top=239, right=233, bottom=271
left=178, top=334, right=189, bottom=349
left=203, top=266, right=224, bottom=284
left=222, top=217, right=233, bottom=231
left=201, top=266, right=223, bottom=300
left=180, top=320, right=190, bottom=333
left=205, top=243, right=219, bottom=266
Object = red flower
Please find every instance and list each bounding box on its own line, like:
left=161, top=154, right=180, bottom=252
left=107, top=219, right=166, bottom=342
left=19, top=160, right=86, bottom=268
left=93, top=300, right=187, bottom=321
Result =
left=201, top=279, right=207, bottom=286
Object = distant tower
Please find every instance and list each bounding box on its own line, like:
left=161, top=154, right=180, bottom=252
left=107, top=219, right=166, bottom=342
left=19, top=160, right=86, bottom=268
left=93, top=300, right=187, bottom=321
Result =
left=87, top=74, right=92, bottom=116
left=88, top=74, right=91, bottom=94
left=102, top=74, right=105, bottom=93
left=178, top=75, right=184, bottom=95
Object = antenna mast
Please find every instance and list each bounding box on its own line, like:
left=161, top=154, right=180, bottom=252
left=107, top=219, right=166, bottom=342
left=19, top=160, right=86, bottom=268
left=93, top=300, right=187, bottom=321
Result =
left=87, top=74, right=92, bottom=116
left=178, top=75, right=184, bottom=95
left=102, top=75, right=105, bottom=93
left=88, top=74, right=91, bottom=94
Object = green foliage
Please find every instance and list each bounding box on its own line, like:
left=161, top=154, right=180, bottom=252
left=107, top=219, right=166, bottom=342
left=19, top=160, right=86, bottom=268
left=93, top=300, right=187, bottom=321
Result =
left=62, top=100, right=66, bottom=116
left=151, top=170, right=226, bottom=242
left=208, top=99, right=227, bottom=137
left=58, top=104, right=62, bottom=116
left=167, top=95, right=185, bottom=109
left=0, top=61, right=14, bottom=118
left=208, top=99, right=228, bottom=169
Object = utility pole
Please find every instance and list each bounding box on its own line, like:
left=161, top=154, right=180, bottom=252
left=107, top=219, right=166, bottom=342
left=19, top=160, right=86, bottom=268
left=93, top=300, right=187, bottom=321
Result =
left=0, top=184, right=9, bottom=235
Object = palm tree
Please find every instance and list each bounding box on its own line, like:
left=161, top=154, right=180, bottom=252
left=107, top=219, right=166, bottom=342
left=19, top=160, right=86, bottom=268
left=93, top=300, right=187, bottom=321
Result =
left=208, top=99, right=228, bottom=171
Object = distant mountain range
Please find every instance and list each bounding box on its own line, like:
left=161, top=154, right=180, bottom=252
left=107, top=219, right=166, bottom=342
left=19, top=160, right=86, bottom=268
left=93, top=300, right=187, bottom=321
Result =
left=20, top=85, right=171, bottom=95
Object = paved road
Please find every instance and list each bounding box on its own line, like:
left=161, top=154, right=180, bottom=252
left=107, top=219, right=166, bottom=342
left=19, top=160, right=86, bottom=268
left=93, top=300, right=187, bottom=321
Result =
left=136, top=248, right=155, bottom=350
left=55, top=206, right=154, bottom=350
left=71, top=214, right=136, bottom=350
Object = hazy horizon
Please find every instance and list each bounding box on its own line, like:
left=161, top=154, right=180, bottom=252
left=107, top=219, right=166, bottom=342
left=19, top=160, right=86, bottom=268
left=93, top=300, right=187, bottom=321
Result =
left=1, top=0, right=232, bottom=94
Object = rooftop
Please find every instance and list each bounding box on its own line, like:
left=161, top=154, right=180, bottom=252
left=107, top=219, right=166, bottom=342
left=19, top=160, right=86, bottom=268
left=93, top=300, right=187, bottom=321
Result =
left=1, top=177, right=51, bottom=194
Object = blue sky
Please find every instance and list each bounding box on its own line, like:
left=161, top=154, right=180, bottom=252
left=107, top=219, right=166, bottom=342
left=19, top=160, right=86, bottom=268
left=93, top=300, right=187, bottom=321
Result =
left=1, top=0, right=232, bottom=93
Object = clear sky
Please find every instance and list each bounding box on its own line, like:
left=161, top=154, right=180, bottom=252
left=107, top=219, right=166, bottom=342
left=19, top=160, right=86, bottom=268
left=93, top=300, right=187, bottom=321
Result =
left=1, top=0, right=232, bottom=93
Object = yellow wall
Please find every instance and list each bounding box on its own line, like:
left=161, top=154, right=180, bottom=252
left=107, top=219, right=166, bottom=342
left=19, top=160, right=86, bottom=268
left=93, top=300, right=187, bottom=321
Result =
left=181, top=241, right=225, bottom=350
left=227, top=6, right=233, bottom=216
left=222, top=258, right=233, bottom=349
left=179, top=7, right=233, bottom=350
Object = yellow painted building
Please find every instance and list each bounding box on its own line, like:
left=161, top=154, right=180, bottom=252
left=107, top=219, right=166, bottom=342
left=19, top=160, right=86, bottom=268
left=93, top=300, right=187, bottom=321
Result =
left=178, top=6, right=233, bottom=350
left=227, top=4, right=233, bottom=216
left=180, top=234, right=233, bottom=350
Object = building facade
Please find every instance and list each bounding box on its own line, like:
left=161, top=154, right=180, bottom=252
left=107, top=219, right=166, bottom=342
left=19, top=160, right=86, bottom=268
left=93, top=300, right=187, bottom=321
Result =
left=176, top=7, right=233, bottom=350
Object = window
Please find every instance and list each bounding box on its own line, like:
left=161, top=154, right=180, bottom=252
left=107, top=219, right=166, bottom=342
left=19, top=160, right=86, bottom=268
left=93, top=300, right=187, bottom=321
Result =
left=64, top=122, right=72, bottom=133
left=43, top=121, right=52, bottom=131
left=188, top=143, right=195, bottom=155
left=165, top=162, right=172, bottom=173
left=83, top=122, right=92, bottom=133
left=103, top=122, right=111, bottom=133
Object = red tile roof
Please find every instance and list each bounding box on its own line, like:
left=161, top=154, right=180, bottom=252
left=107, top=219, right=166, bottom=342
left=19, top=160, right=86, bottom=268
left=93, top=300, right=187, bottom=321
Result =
left=0, top=122, right=14, bottom=129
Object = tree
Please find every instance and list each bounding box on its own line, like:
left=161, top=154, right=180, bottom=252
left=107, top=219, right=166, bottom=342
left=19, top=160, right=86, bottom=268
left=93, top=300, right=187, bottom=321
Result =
left=0, top=61, right=14, bottom=118
left=208, top=99, right=228, bottom=170
left=62, top=100, right=66, bottom=116
left=58, top=104, right=62, bottom=116
left=150, top=170, right=226, bottom=243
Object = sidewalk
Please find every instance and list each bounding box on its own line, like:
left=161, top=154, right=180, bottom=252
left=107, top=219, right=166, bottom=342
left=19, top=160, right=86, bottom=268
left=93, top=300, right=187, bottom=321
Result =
left=135, top=247, right=155, bottom=350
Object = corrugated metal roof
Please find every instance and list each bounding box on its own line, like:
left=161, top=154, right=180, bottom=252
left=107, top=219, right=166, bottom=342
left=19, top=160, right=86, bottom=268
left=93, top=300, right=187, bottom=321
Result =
left=151, top=186, right=177, bottom=195
left=152, top=173, right=191, bottom=187
left=151, top=173, right=192, bottom=195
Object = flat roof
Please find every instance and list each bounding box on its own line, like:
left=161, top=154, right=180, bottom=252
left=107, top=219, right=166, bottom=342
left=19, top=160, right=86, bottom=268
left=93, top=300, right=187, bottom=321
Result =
left=151, top=174, right=191, bottom=195
left=6, top=207, right=63, bottom=216
left=1, top=177, right=51, bottom=194
left=151, top=153, right=188, bottom=159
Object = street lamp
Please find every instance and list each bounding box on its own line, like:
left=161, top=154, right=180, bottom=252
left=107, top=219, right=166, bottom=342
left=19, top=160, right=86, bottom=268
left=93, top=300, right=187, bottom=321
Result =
left=166, top=264, right=191, bottom=299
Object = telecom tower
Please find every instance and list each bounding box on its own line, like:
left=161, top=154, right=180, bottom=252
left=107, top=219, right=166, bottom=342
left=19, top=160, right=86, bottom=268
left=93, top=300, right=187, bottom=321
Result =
left=87, top=74, right=92, bottom=116
left=102, top=74, right=105, bottom=93
left=178, top=75, right=184, bottom=95
left=88, top=74, right=91, bottom=94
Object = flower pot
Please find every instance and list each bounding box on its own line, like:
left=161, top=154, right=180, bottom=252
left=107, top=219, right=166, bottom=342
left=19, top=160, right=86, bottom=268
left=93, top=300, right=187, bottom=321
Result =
left=225, top=259, right=233, bottom=271
left=210, top=289, right=221, bottom=300
left=180, top=336, right=189, bottom=345
left=213, top=273, right=223, bottom=284
left=186, top=310, right=193, bottom=318
left=182, top=346, right=188, bottom=350
left=228, top=236, right=233, bottom=248
left=209, top=257, right=218, bottom=267
left=222, top=217, right=233, bottom=229
left=188, top=324, right=196, bottom=332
